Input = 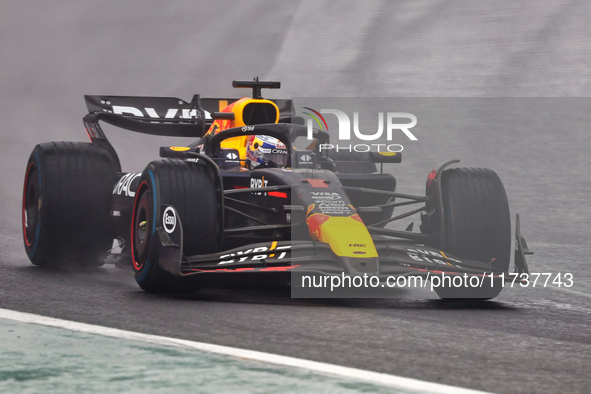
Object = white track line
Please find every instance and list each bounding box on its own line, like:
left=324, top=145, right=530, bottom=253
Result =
left=0, top=308, right=487, bottom=394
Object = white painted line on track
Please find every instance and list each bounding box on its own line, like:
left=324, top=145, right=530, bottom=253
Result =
left=0, top=308, right=488, bottom=394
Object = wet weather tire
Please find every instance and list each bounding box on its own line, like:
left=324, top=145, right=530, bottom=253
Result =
left=22, top=142, right=118, bottom=268
left=131, top=159, right=219, bottom=293
left=434, top=168, right=511, bottom=299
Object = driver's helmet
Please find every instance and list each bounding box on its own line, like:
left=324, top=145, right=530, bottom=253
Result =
left=245, top=135, right=288, bottom=169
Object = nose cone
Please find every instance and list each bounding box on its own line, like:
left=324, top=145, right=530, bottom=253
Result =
left=307, top=215, right=378, bottom=258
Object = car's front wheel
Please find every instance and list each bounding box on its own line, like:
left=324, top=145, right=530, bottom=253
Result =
left=430, top=167, right=511, bottom=299
left=131, top=159, right=219, bottom=292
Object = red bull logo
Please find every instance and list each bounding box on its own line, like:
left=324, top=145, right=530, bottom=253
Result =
left=305, top=204, right=378, bottom=258
left=306, top=204, right=331, bottom=241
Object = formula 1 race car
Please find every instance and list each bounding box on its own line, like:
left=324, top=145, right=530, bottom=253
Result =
left=22, top=79, right=532, bottom=299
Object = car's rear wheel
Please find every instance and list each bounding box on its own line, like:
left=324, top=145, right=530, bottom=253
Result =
left=433, top=167, right=511, bottom=299
left=22, top=142, right=117, bottom=268
left=131, top=159, right=219, bottom=292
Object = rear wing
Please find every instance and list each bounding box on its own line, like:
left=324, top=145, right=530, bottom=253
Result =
left=83, top=94, right=293, bottom=139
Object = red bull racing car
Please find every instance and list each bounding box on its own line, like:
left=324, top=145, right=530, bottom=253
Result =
left=22, top=79, right=532, bottom=299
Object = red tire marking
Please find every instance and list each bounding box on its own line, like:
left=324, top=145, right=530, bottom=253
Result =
left=131, top=181, right=149, bottom=271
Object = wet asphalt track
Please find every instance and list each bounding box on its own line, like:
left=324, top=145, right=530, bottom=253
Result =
left=1, top=1, right=591, bottom=392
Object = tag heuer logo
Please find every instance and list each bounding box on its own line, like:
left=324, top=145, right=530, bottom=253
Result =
left=299, top=155, right=311, bottom=162
left=226, top=152, right=238, bottom=160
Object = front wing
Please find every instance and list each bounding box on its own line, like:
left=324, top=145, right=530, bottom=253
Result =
left=155, top=206, right=531, bottom=284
